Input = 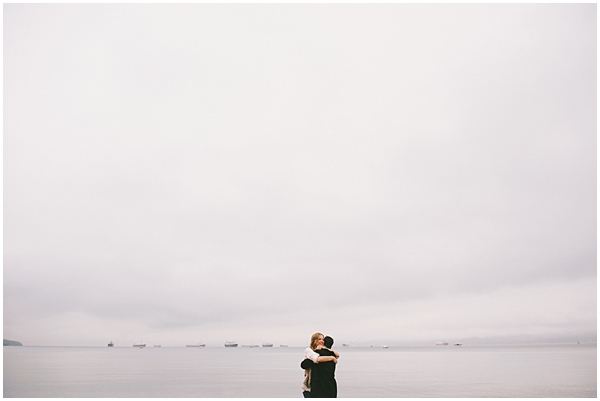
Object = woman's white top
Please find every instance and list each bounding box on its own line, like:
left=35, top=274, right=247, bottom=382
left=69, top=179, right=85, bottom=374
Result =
left=304, top=347, right=320, bottom=363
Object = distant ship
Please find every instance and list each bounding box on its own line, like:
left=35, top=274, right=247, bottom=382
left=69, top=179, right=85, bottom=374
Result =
left=108, top=341, right=114, bottom=347
left=242, top=344, right=259, bottom=348
left=436, top=342, right=449, bottom=346
left=186, top=344, right=205, bottom=348
left=383, top=345, right=389, bottom=349
left=154, top=344, right=161, bottom=347
left=454, top=343, right=462, bottom=347
left=280, top=344, right=288, bottom=347
left=134, top=344, right=146, bottom=348
left=262, top=343, right=273, bottom=347
left=342, top=343, right=350, bottom=347
left=224, top=341, right=238, bottom=347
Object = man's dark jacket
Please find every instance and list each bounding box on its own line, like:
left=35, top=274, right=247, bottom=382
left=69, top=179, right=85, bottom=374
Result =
left=300, top=349, right=337, bottom=398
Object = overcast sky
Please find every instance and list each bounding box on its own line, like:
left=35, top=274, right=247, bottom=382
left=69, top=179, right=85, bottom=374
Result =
left=4, top=4, right=596, bottom=347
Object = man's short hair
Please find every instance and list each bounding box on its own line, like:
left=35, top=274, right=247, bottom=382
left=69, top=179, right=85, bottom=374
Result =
left=324, top=336, right=334, bottom=348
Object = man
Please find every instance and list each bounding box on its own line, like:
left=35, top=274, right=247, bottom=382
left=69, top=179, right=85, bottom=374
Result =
left=300, top=336, right=338, bottom=398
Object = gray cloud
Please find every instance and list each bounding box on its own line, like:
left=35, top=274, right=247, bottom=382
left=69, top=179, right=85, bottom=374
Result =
left=4, top=4, right=596, bottom=347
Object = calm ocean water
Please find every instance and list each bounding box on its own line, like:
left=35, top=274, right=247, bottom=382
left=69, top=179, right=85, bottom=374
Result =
left=3, top=344, right=596, bottom=398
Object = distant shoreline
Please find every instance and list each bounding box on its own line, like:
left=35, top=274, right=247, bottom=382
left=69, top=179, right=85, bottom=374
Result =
left=4, top=342, right=596, bottom=348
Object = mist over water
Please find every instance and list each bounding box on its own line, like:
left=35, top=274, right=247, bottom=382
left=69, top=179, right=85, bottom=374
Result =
left=4, top=344, right=596, bottom=398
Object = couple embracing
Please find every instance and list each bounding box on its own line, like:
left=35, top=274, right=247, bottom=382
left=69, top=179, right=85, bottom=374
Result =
left=301, top=332, right=339, bottom=398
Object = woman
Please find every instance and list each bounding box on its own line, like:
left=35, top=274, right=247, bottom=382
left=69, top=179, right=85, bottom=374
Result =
left=302, top=333, right=338, bottom=398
